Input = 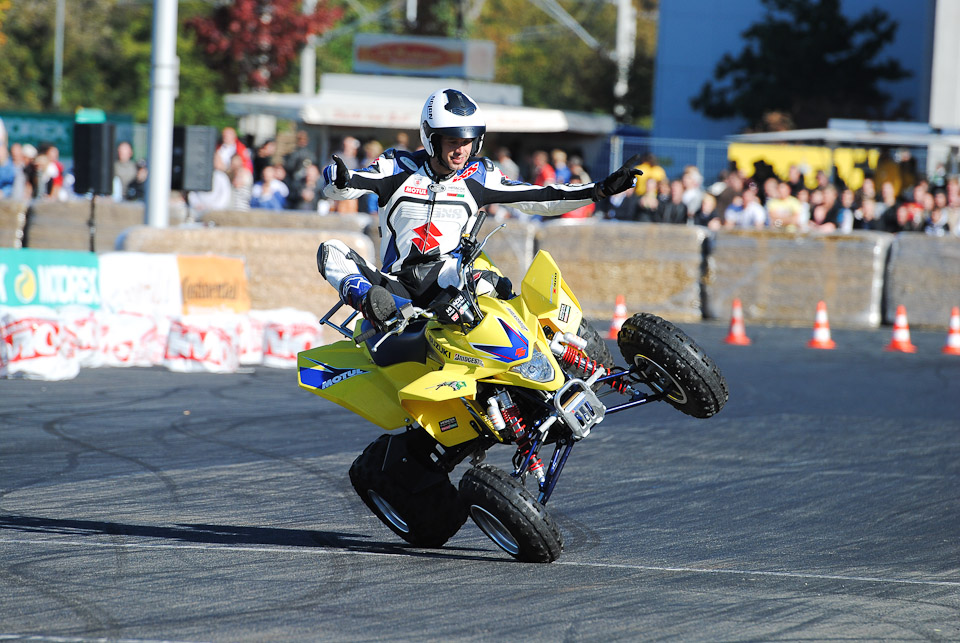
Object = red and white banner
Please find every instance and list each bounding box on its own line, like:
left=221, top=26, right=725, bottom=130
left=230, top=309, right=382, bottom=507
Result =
left=0, top=306, right=80, bottom=380
left=256, top=309, right=323, bottom=369
left=164, top=316, right=240, bottom=374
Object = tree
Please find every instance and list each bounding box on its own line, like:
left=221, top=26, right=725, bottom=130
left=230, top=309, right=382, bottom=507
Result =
left=186, top=0, right=342, bottom=93
left=690, top=0, right=911, bottom=131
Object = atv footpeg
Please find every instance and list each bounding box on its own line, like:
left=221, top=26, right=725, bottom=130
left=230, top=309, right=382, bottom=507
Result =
left=554, top=378, right=605, bottom=440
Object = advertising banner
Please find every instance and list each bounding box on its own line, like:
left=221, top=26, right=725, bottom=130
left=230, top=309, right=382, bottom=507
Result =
left=353, top=34, right=495, bottom=81
left=0, top=248, right=100, bottom=309
left=99, top=252, right=182, bottom=316
left=177, top=255, right=251, bottom=315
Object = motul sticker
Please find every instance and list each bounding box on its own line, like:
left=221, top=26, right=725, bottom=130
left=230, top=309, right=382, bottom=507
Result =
left=439, top=417, right=459, bottom=432
left=558, top=303, right=571, bottom=323
left=404, top=185, right=428, bottom=196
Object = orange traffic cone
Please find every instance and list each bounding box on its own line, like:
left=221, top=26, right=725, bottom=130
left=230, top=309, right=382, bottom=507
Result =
left=608, top=295, right=628, bottom=339
left=885, top=305, right=917, bottom=353
left=807, top=300, right=836, bottom=349
left=724, top=298, right=751, bottom=345
left=943, top=306, right=960, bottom=355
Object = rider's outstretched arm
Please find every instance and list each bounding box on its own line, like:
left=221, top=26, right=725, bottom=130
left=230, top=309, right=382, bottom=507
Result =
left=321, top=149, right=412, bottom=202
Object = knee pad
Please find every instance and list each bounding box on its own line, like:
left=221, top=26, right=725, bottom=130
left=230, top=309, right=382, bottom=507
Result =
left=317, top=239, right=354, bottom=279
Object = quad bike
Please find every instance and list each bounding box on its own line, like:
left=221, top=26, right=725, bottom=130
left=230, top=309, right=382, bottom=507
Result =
left=298, top=213, right=728, bottom=563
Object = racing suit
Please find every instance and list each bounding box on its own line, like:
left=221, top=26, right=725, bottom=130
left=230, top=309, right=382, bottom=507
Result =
left=318, top=148, right=598, bottom=320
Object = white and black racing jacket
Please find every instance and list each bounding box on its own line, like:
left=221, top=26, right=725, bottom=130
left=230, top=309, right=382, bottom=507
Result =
left=322, top=149, right=596, bottom=274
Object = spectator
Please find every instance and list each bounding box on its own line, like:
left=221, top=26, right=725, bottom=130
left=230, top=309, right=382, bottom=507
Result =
left=228, top=154, right=253, bottom=211
left=835, top=188, right=856, bottom=233
left=393, top=131, right=410, bottom=152
left=338, top=136, right=361, bottom=170
left=795, top=188, right=812, bottom=232
left=360, top=140, right=384, bottom=168
left=7, top=143, right=28, bottom=201
left=634, top=178, right=660, bottom=222
left=113, top=141, right=137, bottom=200
left=253, top=138, right=277, bottom=184
left=875, top=180, right=898, bottom=222
left=761, top=177, right=779, bottom=207
left=20, top=144, right=38, bottom=201
left=810, top=184, right=840, bottom=233
left=766, top=180, right=803, bottom=230
left=923, top=194, right=949, bottom=236
left=694, top=192, right=722, bottom=230
left=216, top=127, right=253, bottom=174
left=632, top=153, right=666, bottom=196
left=283, top=130, right=317, bottom=179
left=786, top=164, right=805, bottom=196
left=725, top=181, right=766, bottom=229
left=0, top=143, right=15, bottom=198
left=943, top=178, right=960, bottom=236
left=856, top=176, right=877, bottom=206
left=187, top=153, right=231, bottom=213
left=552, top=149, right=571, bottom=184
left=125, top=160, right=148, bottom=201
left=680, top=165, right=704, bottom=215
left=714, top=170, right=744, bottom=223
left=656, top=179, right=688, bottom=224
left=852, top=198, right=880, bottom=230
left=874, top=149, right=901, bottom=197
left=250, top=165, right=288, bottom=210
left=493, top=147, right=520, bottom=181
left=291, top=161, right=323, bottom=212
left=530, top=150, right=556, bottom=186
left=36, top=142, right=64, bottom=201
left=569, top=155, right=591, bottom=183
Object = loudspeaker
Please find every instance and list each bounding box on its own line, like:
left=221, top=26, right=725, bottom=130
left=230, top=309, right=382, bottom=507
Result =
left=73, top=123, right=115, bottom=195
left=172, top=125, right=216, bottom=192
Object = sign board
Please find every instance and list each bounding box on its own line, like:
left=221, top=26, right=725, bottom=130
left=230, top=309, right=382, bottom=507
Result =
left=353, top=34, right=495, bottom=81
left=177, top=255, right=251, bottom=315
left=0, top=248, right=101, bottom=308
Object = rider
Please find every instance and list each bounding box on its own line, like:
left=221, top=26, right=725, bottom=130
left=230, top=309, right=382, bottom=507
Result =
left=318, top=88, right=641, bottom=331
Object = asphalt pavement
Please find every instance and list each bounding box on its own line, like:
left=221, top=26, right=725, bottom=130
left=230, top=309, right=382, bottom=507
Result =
left=1, top=320, right=958, bottom=642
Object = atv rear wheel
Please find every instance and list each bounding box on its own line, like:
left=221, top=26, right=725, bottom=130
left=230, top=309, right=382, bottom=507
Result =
left=618, top=313, right=728, bottom=418
left=459, top=464, right=563, bottom=563
left=349, top=433, right=466, bottom=548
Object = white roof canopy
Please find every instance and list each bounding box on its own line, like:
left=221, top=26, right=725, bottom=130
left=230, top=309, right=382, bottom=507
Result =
left=224, top=75, right=616, bottom=136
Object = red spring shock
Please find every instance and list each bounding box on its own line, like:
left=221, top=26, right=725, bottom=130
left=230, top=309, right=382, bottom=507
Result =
left=557, top=345, right=629, bottom=393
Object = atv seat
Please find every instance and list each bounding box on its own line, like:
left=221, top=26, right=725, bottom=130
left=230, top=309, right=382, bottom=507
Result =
left=361, top=319, right=429, bottom=367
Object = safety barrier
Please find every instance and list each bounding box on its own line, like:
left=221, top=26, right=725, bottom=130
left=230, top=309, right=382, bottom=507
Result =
left=885, top=234, right=960, bottom=327
left=704, top=230, right=893, bottom=328
left=535, top=221, right=706, bottom=322
left=0, top=201, right=28, bottom=248
left=6, top=203, right=960, bottom=332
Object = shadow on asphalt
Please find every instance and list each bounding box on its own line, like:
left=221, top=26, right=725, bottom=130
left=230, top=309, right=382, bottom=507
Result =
left=0, top=514, right=502, bottom=563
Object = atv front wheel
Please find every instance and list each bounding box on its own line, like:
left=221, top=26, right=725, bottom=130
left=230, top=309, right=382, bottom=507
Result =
left=459, top=464, right=563, bottom=563
left=349, top=433, right=466, bottom=548
left=618, top=313, right=728, bottom=418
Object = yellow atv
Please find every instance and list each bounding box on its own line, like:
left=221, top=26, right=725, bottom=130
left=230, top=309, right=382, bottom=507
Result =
left=299, top=214, right=728, bottom=562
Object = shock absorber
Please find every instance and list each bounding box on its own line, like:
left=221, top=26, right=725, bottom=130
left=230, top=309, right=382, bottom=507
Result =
left=551, top=333, right=630, bottom=394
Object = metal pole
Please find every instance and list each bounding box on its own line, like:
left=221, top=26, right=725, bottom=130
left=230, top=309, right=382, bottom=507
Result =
left=145, top=0, right=180, bottom=228
left=53, top=0, right=65, bottom=108
left=300, top=0, right=317, bottom=95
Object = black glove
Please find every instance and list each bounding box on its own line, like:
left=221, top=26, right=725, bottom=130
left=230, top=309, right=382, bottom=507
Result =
left=593, top=154, right=643, bottom=201
left=331, top=154, right=350, bottom=189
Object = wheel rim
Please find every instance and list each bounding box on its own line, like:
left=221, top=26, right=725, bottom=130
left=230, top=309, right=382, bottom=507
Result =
left=633, top=354, right=688, bottom=404
left=469, top=505, right=520, bottom=555
left=367, top=490, right=410, bottom=534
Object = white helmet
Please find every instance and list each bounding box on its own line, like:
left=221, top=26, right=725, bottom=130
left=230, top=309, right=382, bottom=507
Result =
left=419, top=89, right=486, bottom=159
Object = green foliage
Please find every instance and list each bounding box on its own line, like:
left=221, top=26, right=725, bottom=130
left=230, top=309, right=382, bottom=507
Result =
left=690, top=0, right=911, bottom=130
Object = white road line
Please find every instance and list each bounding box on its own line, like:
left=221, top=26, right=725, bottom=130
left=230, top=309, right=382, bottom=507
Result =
left=0, top=635, right=204, bottom=643
left=2, top=537, right=958, bottom=589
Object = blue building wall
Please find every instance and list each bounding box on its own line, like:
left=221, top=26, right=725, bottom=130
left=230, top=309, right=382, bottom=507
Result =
left=653, top=0, right=937, bottom=140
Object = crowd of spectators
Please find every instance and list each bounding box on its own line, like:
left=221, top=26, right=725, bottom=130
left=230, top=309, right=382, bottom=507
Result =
left=1, top=115, right=957, bottom=238
left=597, top=151, right=960, bottom=237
